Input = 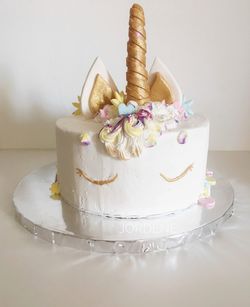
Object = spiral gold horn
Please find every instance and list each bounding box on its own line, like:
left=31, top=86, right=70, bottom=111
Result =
left=126, top=4, right=150, bottom=105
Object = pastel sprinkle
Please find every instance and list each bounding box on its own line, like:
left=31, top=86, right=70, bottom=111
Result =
left=203, top=187, right=210, bottom=197
left=206, top=176, right=216, bottom=186
left=80, top=132, right=91, bottom=145
left=198, top=197, right=216, bottom=209
left=99, top=104, right=117, bottom=120
left=177, top=130, right=187, bottom=144
left=200, top=170, right=216, bottom=198
left=206, top=170, right=214, bottom=177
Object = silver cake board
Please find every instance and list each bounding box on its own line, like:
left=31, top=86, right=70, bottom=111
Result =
left=13, top=163, right=234, bottom=254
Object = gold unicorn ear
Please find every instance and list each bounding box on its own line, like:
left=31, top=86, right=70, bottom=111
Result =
left=149, top=57, right=182, bottom=104
left=150, top=72, right=174, bottom=104
left=89, top=74, right=114, bottom=114
left=80, top=57, right=118, bottom=117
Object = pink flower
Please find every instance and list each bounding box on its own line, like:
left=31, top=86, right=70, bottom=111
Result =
left=173, top=100, right=186, bottom=120
left=99, top=104, right=117, bottom=120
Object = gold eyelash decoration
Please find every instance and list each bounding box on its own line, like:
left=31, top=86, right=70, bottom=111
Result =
left=160, top=164, right=193, bottom=183
left=76, top=168, right=118, bottom=185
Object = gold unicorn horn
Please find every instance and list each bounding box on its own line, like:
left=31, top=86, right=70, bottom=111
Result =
left=126, top=4, right=150, bottom=105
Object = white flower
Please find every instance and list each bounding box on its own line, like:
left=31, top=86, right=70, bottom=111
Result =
left=165, top=119, right=178, bottom=130
left=151, top=102, right=169, bottom=122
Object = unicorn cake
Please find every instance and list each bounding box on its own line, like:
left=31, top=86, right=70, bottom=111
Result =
left=53, top=4, right=211, bottom=218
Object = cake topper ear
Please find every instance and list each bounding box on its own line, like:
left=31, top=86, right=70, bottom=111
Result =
left=80, top=57, right=118, bottom=117
left=149, top=57, right=182, bottom=104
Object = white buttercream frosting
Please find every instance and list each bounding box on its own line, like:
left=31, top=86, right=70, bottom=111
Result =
left=98, top=100, right=192, bottom=160
left=56, top=114, right=209, bottom=218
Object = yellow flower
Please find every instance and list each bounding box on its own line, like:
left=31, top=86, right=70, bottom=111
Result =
left=80, top=132, right=91, bottom=145
left=111, top=91, right=125, bottom=107
left=72, top=96, right=82, bottom=116
left=50, top=181, right=60, bottom=200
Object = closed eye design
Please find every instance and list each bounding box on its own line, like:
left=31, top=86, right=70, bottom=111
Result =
left=76, top=163, right=193, bottom=186
left=160, top=163, right=193, bottom=183
left=76, top=168, right=118, bottom=185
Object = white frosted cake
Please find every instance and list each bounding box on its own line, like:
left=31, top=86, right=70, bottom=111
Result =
left=52, top=4, right=214, bottom=221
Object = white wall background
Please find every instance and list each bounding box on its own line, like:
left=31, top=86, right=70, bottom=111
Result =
left=0, top=0, right=249, bottom=149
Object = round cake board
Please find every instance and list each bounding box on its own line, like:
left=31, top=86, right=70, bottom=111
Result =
left=13, top=163, right=234, bottom=254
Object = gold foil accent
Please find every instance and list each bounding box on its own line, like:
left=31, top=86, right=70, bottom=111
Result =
left=72, top=96, right=82, bottom=116
left=126, top=4, right=150, bottom=105
left=160, top=164, right=193, bottom=183
left=150, top=72, right=174, bottom=104
left=89, top=74, right=114, bottom=114
left=76, top=168, right=118, bottom=185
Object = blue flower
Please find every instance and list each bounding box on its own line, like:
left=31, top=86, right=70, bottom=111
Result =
left=182, top=97, right=193, bottom=116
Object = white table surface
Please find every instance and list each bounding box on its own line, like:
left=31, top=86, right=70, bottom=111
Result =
left=0, top=150, right=249, bottom=307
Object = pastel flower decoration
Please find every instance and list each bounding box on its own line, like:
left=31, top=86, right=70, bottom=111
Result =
left=151, top=102, right=169, bottom=122
left=143, top=120, right=161, bottom=147
left=111, top=91, right=125, bottom=107
left=136, top=108, right=152, bottom=124
left=165, top=118, right=178, bottom=130
left=182, top=97, right=193, bottom=117
left=198, top=196, right=216, bottom=209
left=97, top=98, right=194, bottom=160
left=99, top=104, right=118, bottom=120
left=200, top=170, right=217, bottom=198
left=206, top=170, right=216, bottom=186
left=50, top=181, right=60, bottom=200
left=177, top=130, right=188, bottom=144
left=72, top=96, right=82, bottom=116
left=206, top=170, right=214, bottom=177
left=206, top=176, right=216, bottom=186
left=118, top=102, right=137, bottom=116
left=80, top=132, right=91, bottom=145
left=172, top=100, right=186, bottom=121
left=146, top=102, right=153, bottom=111
left=198, top=170, right=216, bottom=208
left=203, top=181, right=211, bottom=197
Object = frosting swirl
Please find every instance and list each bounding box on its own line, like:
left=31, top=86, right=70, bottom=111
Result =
left=98, top=98, right=192, bottom=160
